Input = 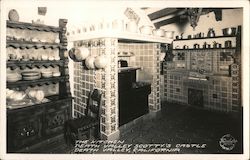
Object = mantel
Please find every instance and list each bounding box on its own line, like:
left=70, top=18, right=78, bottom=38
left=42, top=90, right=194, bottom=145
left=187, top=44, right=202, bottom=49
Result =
left=67, top=31, right=173, bottom=44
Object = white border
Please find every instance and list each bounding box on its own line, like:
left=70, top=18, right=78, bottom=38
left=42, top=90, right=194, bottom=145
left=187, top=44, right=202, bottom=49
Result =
left=0, top=1, right=249, bottom=160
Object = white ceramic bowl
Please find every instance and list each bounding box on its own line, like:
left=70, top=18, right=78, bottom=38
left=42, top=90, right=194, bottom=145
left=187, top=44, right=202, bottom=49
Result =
left=52, top=72, right=61, bottom=77
left=165, top=31, right=174, bottom=39
left=139, top=26, right=153, bottom=35
left=153, top=29, right=165, bottom=37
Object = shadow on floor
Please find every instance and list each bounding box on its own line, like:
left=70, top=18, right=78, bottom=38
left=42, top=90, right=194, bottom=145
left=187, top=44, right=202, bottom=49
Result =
left=38, top=101, right=243, bottom=154
left=119, top=101, right=243, bottom=154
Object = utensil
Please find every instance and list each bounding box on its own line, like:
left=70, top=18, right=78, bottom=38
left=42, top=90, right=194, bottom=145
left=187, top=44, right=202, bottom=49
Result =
left=207, top=28, right=215, bottom=37
left=52, top=72, right=61, bottom=77
left=222, top=27, right=237, bottom=36
left=194, top=43, right=200, bottom=49
left=7, top=73, right=22, bottom=82
left=165, top=31, right=174, bottom=39
left=94, top=55, right=108, bottom=69
left=85, top=56, right=95, bottom=69
left=153, top=29, right=165, bottom=37
left=225, top=40, right=232, bottom=48
left=22, top=71, right=41, bottom=80
left=41, top=71, right=53, bottom=78
left=139, top=25, right=153, bottom=35
left=8, top=9, right=19, bottom=22
left=127, top=20, right=138, bottom=33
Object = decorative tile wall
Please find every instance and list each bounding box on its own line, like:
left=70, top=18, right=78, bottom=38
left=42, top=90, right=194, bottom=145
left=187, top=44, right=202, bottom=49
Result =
left=163, top=48, right=241, bottom=112
left=73, top=38, right=118, bottom=139
left=118, top=43, right=161, bottom=112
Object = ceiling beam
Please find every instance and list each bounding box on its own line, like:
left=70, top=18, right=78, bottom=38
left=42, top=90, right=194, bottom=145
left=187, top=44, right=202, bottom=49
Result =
left=154, top=16, right=180, bottom=28
left=148, top=8, right=179, bottom=21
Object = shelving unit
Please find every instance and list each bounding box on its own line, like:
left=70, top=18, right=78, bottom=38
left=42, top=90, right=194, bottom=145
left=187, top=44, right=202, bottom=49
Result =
left=173, top=35, right=236, bottom=41
left=173, top=47, right=236, bottom=51
left=7, top=76, right=69, bottom=88
left=6, top=19, right=72, bottom=153
left=7, top=40, right=61, bottom=49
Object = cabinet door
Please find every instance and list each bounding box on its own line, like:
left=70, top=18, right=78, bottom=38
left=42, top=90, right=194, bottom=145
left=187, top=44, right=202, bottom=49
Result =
left=8, top=116, right=42, bottom=151
left=43, top=102, right=70, bottom=136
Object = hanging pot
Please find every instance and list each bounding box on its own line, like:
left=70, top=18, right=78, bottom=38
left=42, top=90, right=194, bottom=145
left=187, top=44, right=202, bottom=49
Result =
left=85, top=56, right=96, bottom=69
left=94, top=55, right=108, bottom=69
left=68, top=48, right=78, bottom=62
left=75, top=47, right=90, bottom=60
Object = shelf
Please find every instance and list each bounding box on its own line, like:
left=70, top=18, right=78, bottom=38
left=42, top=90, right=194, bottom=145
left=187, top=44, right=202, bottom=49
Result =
left=7, top=76, right=69, bottom=88
left=7, top=40, right=61, bottom=49
left=7, top=20, right=60, bottom=33
left=173, top=47, right=236, bottom=51
left=68, top=30, right=173, bottom=44
left=173, top=35, right=237, bottom=41
left=118, top=67, right=141, bottom=73
left=7, top=60, right=64, bottom=68
left=7, top=96, right=73, bottom=113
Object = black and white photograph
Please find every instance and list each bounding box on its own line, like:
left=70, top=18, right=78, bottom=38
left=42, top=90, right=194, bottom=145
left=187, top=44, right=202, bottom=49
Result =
left=0, top=0, right=249, bottom=160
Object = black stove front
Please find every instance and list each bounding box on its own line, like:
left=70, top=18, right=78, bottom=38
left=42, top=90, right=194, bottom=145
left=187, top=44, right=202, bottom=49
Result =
left=188, top=88, right=203, bottom=107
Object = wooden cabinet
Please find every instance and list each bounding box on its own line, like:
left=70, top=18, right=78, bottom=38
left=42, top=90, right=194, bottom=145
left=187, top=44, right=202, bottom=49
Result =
left=6, top=19, right=72, bottom=152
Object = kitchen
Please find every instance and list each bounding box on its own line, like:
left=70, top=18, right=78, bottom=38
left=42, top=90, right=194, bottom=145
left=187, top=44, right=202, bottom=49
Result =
left=0, top=1, right=248, bottom=158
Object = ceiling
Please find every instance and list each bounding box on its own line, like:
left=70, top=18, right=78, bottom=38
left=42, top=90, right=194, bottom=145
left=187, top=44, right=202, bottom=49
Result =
left=143, top=8, right=236, bottom=29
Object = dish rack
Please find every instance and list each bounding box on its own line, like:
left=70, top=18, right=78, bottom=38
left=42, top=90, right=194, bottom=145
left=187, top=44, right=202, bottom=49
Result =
left=6, top=19, right=72, bottom=152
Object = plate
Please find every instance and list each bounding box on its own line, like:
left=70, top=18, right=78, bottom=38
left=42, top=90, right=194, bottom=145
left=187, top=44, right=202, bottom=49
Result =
left=23, top=75, right=41, bottom=80
left=21, top=71, right=40, bottom=77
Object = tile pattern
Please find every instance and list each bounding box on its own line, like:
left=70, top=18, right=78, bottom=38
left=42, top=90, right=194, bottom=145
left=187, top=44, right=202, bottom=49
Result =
left=163, top=48, right=240, bottom=112
left=119, top=102, right=243, bottom=154
left=118, top=43, right=161, bottom=112
left=73, top=38, right=118, bottom=138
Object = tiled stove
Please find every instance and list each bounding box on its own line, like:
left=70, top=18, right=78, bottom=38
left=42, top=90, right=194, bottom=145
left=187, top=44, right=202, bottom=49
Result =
left=68, top=31, right=172, bottom=140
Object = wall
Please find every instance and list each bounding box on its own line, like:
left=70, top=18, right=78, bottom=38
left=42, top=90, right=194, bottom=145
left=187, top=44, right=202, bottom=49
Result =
left=162, top=8, right=243, bottom=112
left=118, top=43, right=161, bottom=112
left=72, top=38, right=119, bottom=140
left=161, top=9, right=243, bottom=39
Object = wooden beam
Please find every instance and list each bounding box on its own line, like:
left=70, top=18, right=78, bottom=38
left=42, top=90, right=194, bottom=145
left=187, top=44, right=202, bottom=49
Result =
left=148, top=8, right=179, bottom=20
left=154, top=16, right=180, bottom=28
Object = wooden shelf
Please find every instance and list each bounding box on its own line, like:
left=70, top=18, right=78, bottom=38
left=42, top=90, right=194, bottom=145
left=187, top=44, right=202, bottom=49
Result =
left=173, top=35, right=237, bottom=41
left=7, top=20, right=60, bottom=33
left=7, top=76, right=69, bottom=88
left=7, top=60, right=64, bottom=68
left=7, top=95, right=73, bottom=113
left=7, top=40, right=61, bottom=49
left=173, top=47, right=236, bottom=51
left=68, top=30, right=173, bottom=44
left=7, top=60, right=66, bottom=70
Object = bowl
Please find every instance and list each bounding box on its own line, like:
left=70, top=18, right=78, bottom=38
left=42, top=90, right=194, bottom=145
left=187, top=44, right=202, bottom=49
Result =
left=41, top=71, right=53, bottom=78
left=139, top=25, right=153, bottom=35
left=165, top=31, right=174, bottom=39
left=153, top=29, right=165, bottom=37
left=222, top=27, right=237, bottom=36
left=52, top=72, right=61, bottom=77
left=126, top=20, right=138, bottom=33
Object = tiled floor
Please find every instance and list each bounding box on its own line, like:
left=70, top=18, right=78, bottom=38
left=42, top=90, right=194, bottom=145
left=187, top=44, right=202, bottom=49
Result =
left=47, top=101, right=243, bottom=154
left=119, top=101, right=243, bottom=154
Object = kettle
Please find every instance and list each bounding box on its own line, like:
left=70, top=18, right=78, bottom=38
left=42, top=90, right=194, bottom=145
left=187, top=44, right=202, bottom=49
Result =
left=207, top=28, right=215, bottom=37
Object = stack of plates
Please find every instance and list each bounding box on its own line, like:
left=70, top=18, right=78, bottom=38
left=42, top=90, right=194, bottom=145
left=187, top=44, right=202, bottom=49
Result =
left=7, top=73, right=22, bottom=82
left=52, top=72, right=61, bottom=77
left=21, top=71, right=41, bottom=80
left=41, top=71, right=53, bottom=78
